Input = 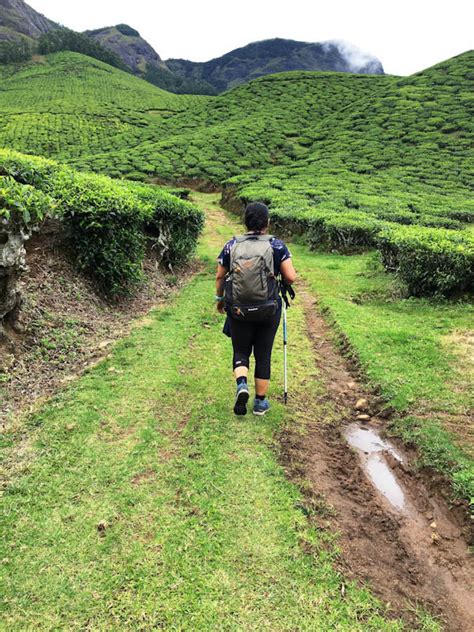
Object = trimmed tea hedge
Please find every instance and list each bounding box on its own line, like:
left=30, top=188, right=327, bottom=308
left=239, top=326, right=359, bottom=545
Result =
left=377, top=225, right=474, bottom=296
left=308, top=213, right=385, bottom=252
left=0, top=149, right=204, bottom=295
left=123, top=181, right=204, bottom=268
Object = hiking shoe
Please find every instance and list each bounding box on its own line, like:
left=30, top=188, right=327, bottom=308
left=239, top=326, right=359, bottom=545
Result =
left=234, top=382, right=250, bottom=416
left=253, top=398, right=270, bottom=416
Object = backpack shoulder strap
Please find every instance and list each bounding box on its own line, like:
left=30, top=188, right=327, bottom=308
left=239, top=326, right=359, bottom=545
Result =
left=235, top=234, right=274, bottom=243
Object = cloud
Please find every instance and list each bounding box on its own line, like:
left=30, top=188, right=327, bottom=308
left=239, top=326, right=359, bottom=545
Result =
left=322, top=39, right=382, bottom=72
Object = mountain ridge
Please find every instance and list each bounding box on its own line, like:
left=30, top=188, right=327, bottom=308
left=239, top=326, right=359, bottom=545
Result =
left=0, top=0, right=385, bottom=94
left=166, top=38, right=384, bottom=92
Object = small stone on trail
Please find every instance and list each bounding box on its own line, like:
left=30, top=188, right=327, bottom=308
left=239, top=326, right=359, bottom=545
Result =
left=431, top=533, right=441, bottom=544
left=347, top=382, right=357, bottom=389
left=356, top=414, right=371, bottom=422
left=355, top=398, right=368, bottom=411
left=430, top=521, right=437, bottom=529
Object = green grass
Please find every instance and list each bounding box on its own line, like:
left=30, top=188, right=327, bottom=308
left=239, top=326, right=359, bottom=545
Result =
left=0, top=194, right=406, bottom=630
left=289, top=243, right=473, bottom=500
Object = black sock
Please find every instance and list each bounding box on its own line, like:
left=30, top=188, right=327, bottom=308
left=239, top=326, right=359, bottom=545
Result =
left=237, top=376, right=247, bottom=386
left=256, top=394, right=265, bottom=400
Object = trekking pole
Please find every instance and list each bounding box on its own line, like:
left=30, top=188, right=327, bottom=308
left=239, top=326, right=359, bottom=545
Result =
left=283, top=298, right=288, bottom=405
left=280, top=280, right=295, bottom=405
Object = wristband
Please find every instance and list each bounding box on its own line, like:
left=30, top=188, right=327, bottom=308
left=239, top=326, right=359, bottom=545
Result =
left=215, top=295, right=224, bottom=302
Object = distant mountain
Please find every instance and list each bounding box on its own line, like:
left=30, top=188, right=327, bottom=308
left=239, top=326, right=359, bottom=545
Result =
left=166, top=38, right=385, bottom=92
left=0, top=0, right=56, bottom=42
left=0, top=1, right=384, bottom=94
left=86, top=24, right=167, bottom=75
left=86, top=24, right=217, bottom=95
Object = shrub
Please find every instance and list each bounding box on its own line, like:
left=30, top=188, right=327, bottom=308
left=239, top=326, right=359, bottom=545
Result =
left=308, top=213, right=384, bottom=252
left=115, top=24, right=140, bottom=37
left=377, top=225, right=474, bottom=296
left=0, top=149, right=204, bottom=296
left=55, top=169, right=149, bottom=295
left=121, top=181, right=205, bottom=268
left=0, top=176, right=54, bottom=231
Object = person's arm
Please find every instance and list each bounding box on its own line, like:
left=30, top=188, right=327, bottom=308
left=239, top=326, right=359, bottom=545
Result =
left=280, top=258, right=297, bottom=284
left=216, top=263, right=227, bottom=314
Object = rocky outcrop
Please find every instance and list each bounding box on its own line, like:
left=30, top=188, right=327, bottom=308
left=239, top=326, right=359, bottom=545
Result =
left=0, top=221, right=29, bottom=355
left=167, top=38, right=385, bottom=93
left=86, top=24, right=167, bottom=75
left=0, top=0, right=56, bottom=41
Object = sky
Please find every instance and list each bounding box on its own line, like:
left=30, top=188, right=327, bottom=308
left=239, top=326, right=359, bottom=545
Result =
left=30, top=0, right=473, bottom=76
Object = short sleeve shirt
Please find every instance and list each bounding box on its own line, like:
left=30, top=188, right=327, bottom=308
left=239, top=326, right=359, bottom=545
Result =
left=218, top=235, right=291, bottom=274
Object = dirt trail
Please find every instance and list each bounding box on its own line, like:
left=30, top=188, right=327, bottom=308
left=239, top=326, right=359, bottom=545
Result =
left=281, top=285, right=473, bottom=630
left=203, top=194, right=473, bottom=629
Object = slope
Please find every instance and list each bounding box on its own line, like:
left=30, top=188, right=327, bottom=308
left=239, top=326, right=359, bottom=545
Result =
left=0, top=51, right=204, bottom=163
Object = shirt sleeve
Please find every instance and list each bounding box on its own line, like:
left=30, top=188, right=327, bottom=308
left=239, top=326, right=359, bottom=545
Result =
left=217, top=239, right=234, bottom=268
left=280, top=242, right=292, bottom=263
left=271, top=239, right=292, bottom=273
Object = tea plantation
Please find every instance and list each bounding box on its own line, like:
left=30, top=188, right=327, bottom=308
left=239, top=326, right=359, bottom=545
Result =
left=0, top=50, right=472, bottom=296
left=1, top=44, right=473, bottom=629
left=0, top=148, right=204, bottom=296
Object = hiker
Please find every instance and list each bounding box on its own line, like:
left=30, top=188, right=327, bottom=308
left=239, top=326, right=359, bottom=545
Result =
left=216, top=202, right=297, bottom=416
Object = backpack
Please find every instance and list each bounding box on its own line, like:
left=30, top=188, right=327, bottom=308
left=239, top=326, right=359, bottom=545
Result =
left=224, top=235, right=279, bottom=321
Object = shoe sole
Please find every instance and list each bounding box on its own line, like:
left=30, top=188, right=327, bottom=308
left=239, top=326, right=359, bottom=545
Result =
left=234, top=390, right=249, bottom=416
left=253, top=409, right=269, bottom=416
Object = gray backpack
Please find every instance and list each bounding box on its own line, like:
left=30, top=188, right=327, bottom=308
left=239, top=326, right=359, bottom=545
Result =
left=225, top=235, right=279, bottom=321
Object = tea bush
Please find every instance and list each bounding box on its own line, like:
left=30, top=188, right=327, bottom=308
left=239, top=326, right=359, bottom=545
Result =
left=0, top=175, right=54, bottom=231
left=0, top=149, right=203, bottom=295
left=377, top=225, right=474, bottom=296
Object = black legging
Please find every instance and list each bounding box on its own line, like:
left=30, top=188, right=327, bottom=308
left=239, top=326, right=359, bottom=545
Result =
left=229, top=309, right=282, bottom=380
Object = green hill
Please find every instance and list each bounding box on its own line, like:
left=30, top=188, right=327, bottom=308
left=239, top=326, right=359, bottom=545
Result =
left=0, top=51, right=203, bottom=162
left=0, top=49, right=472, bottom=295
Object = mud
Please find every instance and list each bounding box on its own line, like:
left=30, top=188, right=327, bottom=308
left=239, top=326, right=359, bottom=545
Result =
left=281, top=285, right=474, bottom=631
left=343, top=424, right=408, bottom=512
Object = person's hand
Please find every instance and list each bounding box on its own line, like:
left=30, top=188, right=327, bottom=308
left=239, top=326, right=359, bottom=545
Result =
left=216, top=300, right=226, bottom=314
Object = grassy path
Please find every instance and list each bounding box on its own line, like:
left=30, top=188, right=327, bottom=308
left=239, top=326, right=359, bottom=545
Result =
left=0, top=194, right=405, bottom=630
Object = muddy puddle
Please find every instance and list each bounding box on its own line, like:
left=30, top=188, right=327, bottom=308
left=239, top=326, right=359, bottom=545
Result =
left=343, top=424, right=408, bottom=513
left=295, top=286, right=474, bottom=631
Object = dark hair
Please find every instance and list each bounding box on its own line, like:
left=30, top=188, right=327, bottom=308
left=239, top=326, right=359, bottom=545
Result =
left=245, top=202, right=269, bottom=232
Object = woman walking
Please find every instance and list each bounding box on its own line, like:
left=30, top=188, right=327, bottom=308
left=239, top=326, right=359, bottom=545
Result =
left=216, top=202, right=297, bottom=416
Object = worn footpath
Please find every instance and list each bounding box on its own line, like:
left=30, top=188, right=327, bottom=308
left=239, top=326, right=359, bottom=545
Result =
left=0, top=193, right=472, bottom=631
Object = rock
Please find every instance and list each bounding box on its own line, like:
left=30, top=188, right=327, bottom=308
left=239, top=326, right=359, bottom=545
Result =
left=87, top=24, right=167, bottom=76
left=347, top=382, right=357, bottom=389
left=357, top=414, right=371, bottom=422
left=0, top=0, right=57, bottom=41
left=355, top=398, right=368, bottom=411
left=431, top=533, right=441, bottom=544
left=430, top=521, right=437, bottom=529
